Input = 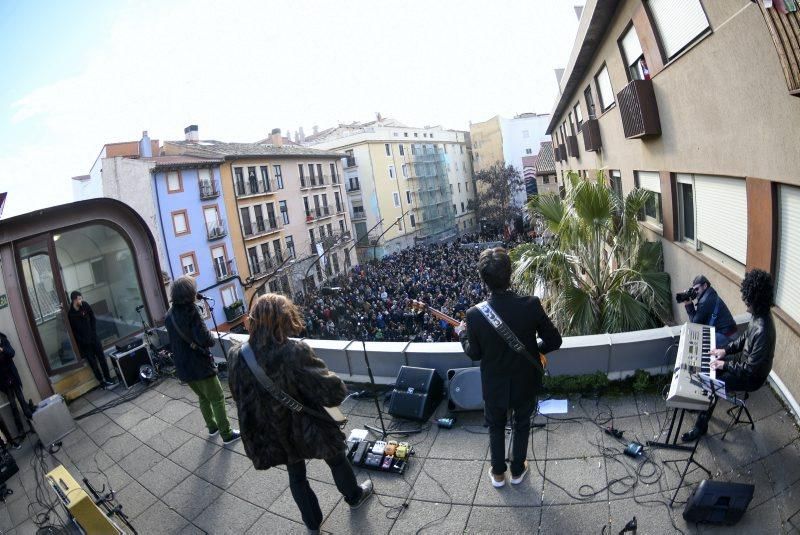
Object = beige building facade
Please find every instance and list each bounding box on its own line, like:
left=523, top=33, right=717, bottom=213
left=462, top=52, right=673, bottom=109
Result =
left=548, top=0, right=800, bottom=407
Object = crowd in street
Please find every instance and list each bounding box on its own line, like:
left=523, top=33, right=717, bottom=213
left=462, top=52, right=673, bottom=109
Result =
left=302, top=232, right=528, bottom=342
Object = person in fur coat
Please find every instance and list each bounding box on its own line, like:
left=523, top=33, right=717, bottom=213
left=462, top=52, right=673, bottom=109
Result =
left=228, top=293, right=372, bottom=534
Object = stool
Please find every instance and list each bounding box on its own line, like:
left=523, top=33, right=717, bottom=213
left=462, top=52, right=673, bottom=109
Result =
left=721, top=391, right=755, bottom=440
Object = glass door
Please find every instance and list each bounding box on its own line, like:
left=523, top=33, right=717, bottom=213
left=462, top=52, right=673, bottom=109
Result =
left=18, top=235, right=81, bottom=375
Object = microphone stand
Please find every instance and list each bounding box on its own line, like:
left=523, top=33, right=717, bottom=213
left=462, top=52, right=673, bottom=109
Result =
left=199, top=295, right=225, bottom=372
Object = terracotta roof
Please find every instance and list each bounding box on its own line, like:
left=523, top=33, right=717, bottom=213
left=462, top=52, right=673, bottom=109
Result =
left=535, top=141, right=556, bottom=175
left=522, top=155, right=539, bottom=168
left=143, top=155, right=223, bottom=169
left=165, top=140, right=344, bottom=159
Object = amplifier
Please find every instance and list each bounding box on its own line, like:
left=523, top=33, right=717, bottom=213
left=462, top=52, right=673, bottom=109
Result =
left=32, top=395, right=76, bottom=447
left=111, top=344, right=153, bottom=389
left=0, top=448, right=19, bottom=485
left=115, top=335, right=143, bottom=354
left=683, top=479, right=754, bottom=525
left=388, top=366, right=443, bottom=421
left=47, top=465, right=125, bottom=534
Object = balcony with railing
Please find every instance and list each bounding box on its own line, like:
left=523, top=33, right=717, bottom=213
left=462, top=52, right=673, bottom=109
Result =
left=345, top=156, right=357, bottom=168
left=242, top=217, right=283, bottom=240
left=305, top=206, right=332, bottom=222
left=214, top=259, right=237, bottom=281
left=566, top=135, right=580, bottom=159
left=223, top=301, right=246, bottom=322
left=300, top=174, right=331, bottom=190
left=199, top=180, right=220, bottom=199
left=617, top=79, right=661, bottom=139
left=236, top=179, right=275, bottom=198
left=352, top=208, right=366, bottom=221
left=582, top=118, right=602, bottom=152
left=250, top=255, right=281, bottom=278
left=206, top=220, right=227, bottom=241
left=346, top=179, right=361, bottom=192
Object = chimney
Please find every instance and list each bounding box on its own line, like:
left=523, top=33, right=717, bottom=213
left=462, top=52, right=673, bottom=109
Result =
left=376, top=112, right=383, bottom=122
left=270, top=128, right=283, bottom=147
left=298, top=126, right=306, bottom=143
left=139, top=130, right=153, bottom=158
left=184, top=124, right=199, bottom=142
left=312, top=125, right=319, bottom=135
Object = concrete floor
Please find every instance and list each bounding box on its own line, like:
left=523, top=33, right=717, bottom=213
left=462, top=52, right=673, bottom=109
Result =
left=0, top=377, right=798, bottom=534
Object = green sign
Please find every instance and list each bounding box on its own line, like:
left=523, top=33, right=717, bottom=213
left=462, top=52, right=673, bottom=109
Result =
left=0, top=294, right=7, bottom=309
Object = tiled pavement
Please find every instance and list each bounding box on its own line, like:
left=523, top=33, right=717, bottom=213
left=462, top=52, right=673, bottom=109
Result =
left=1, top=378, right=799, bottom=534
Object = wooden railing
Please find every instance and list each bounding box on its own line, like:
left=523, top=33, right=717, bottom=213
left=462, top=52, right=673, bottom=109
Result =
left=759, top=3, right=800, bottom=95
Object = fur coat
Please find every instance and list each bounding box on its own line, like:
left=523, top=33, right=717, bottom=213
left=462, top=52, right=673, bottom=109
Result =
left=228, top=339, right=348, bottom=469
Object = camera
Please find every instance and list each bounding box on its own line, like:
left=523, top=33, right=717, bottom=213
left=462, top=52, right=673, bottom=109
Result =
left=675, top=287, right=698, bottom=303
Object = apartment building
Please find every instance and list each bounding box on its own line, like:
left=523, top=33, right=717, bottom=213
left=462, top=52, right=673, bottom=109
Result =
left=304, top=116, right=476, bottom=260
left=533, top=141, right=559, bottom=196
left=548, top=0, right=800, bottom=404
left=469, top=113, right=551, bottom=207
left=164, top=126, right=354, bottom=304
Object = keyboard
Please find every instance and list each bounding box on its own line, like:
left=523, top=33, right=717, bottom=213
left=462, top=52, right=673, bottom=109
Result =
left=666, top=323, right=717, bottom=410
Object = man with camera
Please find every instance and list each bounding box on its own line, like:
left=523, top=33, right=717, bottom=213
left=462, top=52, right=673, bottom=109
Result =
left=678, top=275, right=738, bottom=348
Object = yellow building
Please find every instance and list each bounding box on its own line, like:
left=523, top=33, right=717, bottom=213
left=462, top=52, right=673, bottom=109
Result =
left=164, top=127, right=354, bottom=304
left=470, top=116, right=504, bottom=173
left=305, top=117, right=476, bottom=259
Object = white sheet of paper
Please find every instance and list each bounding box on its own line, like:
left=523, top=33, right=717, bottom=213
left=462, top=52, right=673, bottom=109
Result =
left=538, top=399, right=568, bottom=415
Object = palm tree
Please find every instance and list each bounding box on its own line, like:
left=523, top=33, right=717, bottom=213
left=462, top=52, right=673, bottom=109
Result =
left=510, top=172, right=672, bottom=336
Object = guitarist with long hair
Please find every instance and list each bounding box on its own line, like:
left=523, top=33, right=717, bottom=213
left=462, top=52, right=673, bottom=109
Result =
left=456, top=247, right=562, bottom=489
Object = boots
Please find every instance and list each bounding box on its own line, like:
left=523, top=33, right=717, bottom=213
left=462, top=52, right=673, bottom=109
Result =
left=681, top=411, right=710, bottom=442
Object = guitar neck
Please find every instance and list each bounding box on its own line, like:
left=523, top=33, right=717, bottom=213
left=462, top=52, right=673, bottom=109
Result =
left=426, top=307, right=460, bottom=327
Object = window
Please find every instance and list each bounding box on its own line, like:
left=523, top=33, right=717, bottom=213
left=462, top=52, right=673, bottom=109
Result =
left=392, top=192, right=400, bottom=207
left=273, top=239, right=283, bottom=262
left=647, top=0, right=709, bottom=61
left=619, top=24, right=647, bottom=81
left=399, top=144, right=405, bottom=156
left=385, top=143, right=391, bottom=156
left=393, top=132, right=398, bottom=137
left=274, top=165, right=283, bottom=189
left=568, top=112, right=576, bottom=136
left=335, top=192, right=342, bottom=212
left=574, top=103, right=583, bottom=129
left=522, top=130, right=530, bottom=139
left=402, top=164, right=409, bottom=178
left=285, top=235, right=296, bottom=258
left=180, top=252, right=198, bottom=276
left=220, top=285, right=238, bottom=307
left=316, top=164, right=323, bottom=182
left=339, top=219, right=345, bottom=234
left=298, top=163, right=306, bottom=186
left=461, top=201, right=465, bottom=213
left=776, top=186, right=800, bottom=321
left=457, top=183, right=461, bottom=193
left=167, top=171, right=182, bottom=193
left=594, top=64, right=615, bottom=112
left=261, top=166, right=271, bottom=191
left=211, top=246, right=229, bottom=279
left=240, top=206, right=252, bottom=235
left=248, top=247, right=260, bottom=274
left=406, top=190, right=412, bottom=204
left=525, top=148, right=533, bottom=155
left=635, top=171, right=662, bottom=227
left=584, top=85, right=596, bottom=118
left=332, top=252, right=340, bottom=274
left=388, top=165, right=396, bottom=180
left=410, top=214, right=416, bottom=227
left=203, top=206, right=221, bottom=236
left=279, top=200, right=289, bottom=224
left=234, top=167, right=245, bottom=195
left=404, top=132, right=408, bottom=137
left=678, top=179, right=695, bottom=241
left=172, top=210, right=189, bottom=236
left=330, top=163, right=337, bottom=184
left=414, top=132, right=418, bottom=137
left=609, top=170, right=623, bottom=198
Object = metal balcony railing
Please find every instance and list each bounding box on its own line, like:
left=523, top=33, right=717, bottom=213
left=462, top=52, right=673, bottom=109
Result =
left=236, top=179, right=274, bottom=197
left=352, top=210, right=366, bottom=221
left=300, top=175, right=331, bottom=189
left=582, top=118, right=602, bottom=152
left=617, top=79, right=661, bottom=139
left=242, top=217, right=282, bottom=238
left=305, top=206, right=332, bottom=221
left=214, top=259, right=236, bottom=281
left=345, top=156, right=357, bottom=168
left=199, top=180, right=220, bottom=199
left=206, top=220, right=227, bottom=240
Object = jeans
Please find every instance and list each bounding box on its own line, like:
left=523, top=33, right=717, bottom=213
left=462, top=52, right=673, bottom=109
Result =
left=286, top=453, right=361, bottom=530
left=188, top=375, right=232, bottom=440
left=80, top=341, right=113, bottom=383
left=485, top=398, right=537, bottom=476
left=0, top=383, right=32, bottom=435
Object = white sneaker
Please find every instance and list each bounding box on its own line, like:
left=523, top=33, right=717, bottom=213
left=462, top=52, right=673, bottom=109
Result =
left=510, top=461, right=529, bottom=485
left=489, top=469, right=506, bottom=488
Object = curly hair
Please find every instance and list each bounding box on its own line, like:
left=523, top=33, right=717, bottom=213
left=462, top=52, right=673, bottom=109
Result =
left=740, top=269, right=774, bottom=316
left=171, top=275, right=198, bottom=305
left=248, top=293, right=305, bottom=349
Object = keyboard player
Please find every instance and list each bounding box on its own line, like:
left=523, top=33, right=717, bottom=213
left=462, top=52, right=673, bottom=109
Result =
left=681, top=269, right=777, bottom=442
left=683, top=275, right=738, bottom=349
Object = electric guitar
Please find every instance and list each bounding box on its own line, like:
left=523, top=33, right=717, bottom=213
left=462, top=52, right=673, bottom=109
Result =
left=409, top=299, right=548, bottom=369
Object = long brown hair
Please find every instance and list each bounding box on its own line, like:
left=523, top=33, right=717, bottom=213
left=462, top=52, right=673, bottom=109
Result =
left=248, top=293, right=305, bottom=348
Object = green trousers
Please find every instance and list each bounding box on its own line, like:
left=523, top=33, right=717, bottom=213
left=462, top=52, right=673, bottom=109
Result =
left=188, top=375, right=233, bottom=440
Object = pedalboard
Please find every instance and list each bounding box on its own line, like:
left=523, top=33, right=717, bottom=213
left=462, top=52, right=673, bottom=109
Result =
left=347, top=439, right=411, bottom=474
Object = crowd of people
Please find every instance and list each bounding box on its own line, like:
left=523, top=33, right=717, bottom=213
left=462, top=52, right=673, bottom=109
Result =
left=301, top=234, right=520, bottom=342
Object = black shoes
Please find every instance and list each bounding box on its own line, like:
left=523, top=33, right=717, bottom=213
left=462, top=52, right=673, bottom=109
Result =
left=348, top=480, right=374, bottom=509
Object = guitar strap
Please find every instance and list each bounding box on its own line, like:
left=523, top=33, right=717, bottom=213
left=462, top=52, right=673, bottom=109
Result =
left=239, top=342, right=346, bottom=426
left=475, top=301, right=545, bottom=372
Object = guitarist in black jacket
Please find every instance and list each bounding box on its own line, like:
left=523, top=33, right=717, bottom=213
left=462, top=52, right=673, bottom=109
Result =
left=458, top=247, right=562, bottom=488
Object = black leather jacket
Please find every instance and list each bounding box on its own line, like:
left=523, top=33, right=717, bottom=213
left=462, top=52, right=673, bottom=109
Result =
left=721, top=313, right=776, bottom=391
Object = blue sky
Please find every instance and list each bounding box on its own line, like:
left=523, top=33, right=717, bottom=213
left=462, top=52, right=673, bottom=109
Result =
left=0, top=0, right=582, bottom=218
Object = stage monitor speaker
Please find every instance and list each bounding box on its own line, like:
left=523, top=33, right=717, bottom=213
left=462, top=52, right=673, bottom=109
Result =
left=32, top=395, right=76, bottom=447
left=110, top=343, right=154, bottom=389
left=387, top=366, right=443, bottom=421
left=447, top=368, right=484, bottom=411
left=683, top=479, right=754, bottom=526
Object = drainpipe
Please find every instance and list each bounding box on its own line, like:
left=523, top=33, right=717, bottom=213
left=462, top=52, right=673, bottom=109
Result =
left=154, top=170, right=176, bottom=282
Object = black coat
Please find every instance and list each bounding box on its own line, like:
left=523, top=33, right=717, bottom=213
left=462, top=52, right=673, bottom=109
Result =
left=720, top=313, right=776, bottom=391
left=460, top=291, right=562, bottom=409
left=0, top=333, right=21, bottom=388
left=67, top=302, right=98, bottom=348
left=165, top=304, right=216, bottom=383
left=227, top=339, right=349, bottom=469
left=685, top=287, right=737, bottom=335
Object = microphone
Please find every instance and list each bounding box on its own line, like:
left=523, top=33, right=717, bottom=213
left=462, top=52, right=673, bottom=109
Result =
left=320, top=287, right=342, bottom=295
left=196, top=293, right=210, bottom=300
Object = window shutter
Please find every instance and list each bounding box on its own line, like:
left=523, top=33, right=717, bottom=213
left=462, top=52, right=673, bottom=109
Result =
left=596, top=65, right=614, bottom=109
left=647, top=0, right=709, bottom=59
left=620, top=25, right=643, bottom=66
left=637, top=171, right=661, bottom=193
left=694, top=175, right=747, bottom=264
left=776, top=186, right=800, bottom=321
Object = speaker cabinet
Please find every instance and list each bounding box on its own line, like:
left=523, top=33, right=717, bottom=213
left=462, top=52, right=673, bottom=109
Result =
left=110, top=343, right=154, bottom=389
left=683, top=480, right=754, bottom=525
left=387, top=366, right=443, bottom=421
left=447, top=368, right=484, bottom=411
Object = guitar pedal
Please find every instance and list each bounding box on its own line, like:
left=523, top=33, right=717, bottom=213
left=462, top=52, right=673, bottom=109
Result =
left=381, top=456, right=393, bottom=470
left=352, top=440, right=369, bottom=465
left=372, top=441, right=387, bottom=455
left=365, top=453, right=382, bottom=467
left=384, top=442, right=397, bottom=456
left=395, top=443, right=409, bottom=460
left=390, top=460, right=406, bottom=474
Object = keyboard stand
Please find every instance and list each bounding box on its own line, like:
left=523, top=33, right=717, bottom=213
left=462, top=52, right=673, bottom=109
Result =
left=664, top=429, right=712, bottom=506
left=647, top=407, right=694, bottom=452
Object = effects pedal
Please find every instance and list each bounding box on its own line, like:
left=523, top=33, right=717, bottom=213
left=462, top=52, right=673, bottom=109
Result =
left=381, top=456, right=394, bottom=470
left=372, top=441, right=387, bottom=455
left=390, top=460, right=407, bottom=474
left=395, top=443, right=409, bottom=460
left=353, top=440, right=370, bottom=465
left=385, top=441, right=397, bottom=456
left=365, top=453, right=382, bottom=468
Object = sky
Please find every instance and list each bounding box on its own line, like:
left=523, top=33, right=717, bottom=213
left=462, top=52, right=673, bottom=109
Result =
left=0, top=0, right=583, bottom=219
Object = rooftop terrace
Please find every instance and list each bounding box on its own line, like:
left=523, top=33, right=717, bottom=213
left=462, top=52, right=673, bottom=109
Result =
left=1, top=375, right=798, bottom=534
